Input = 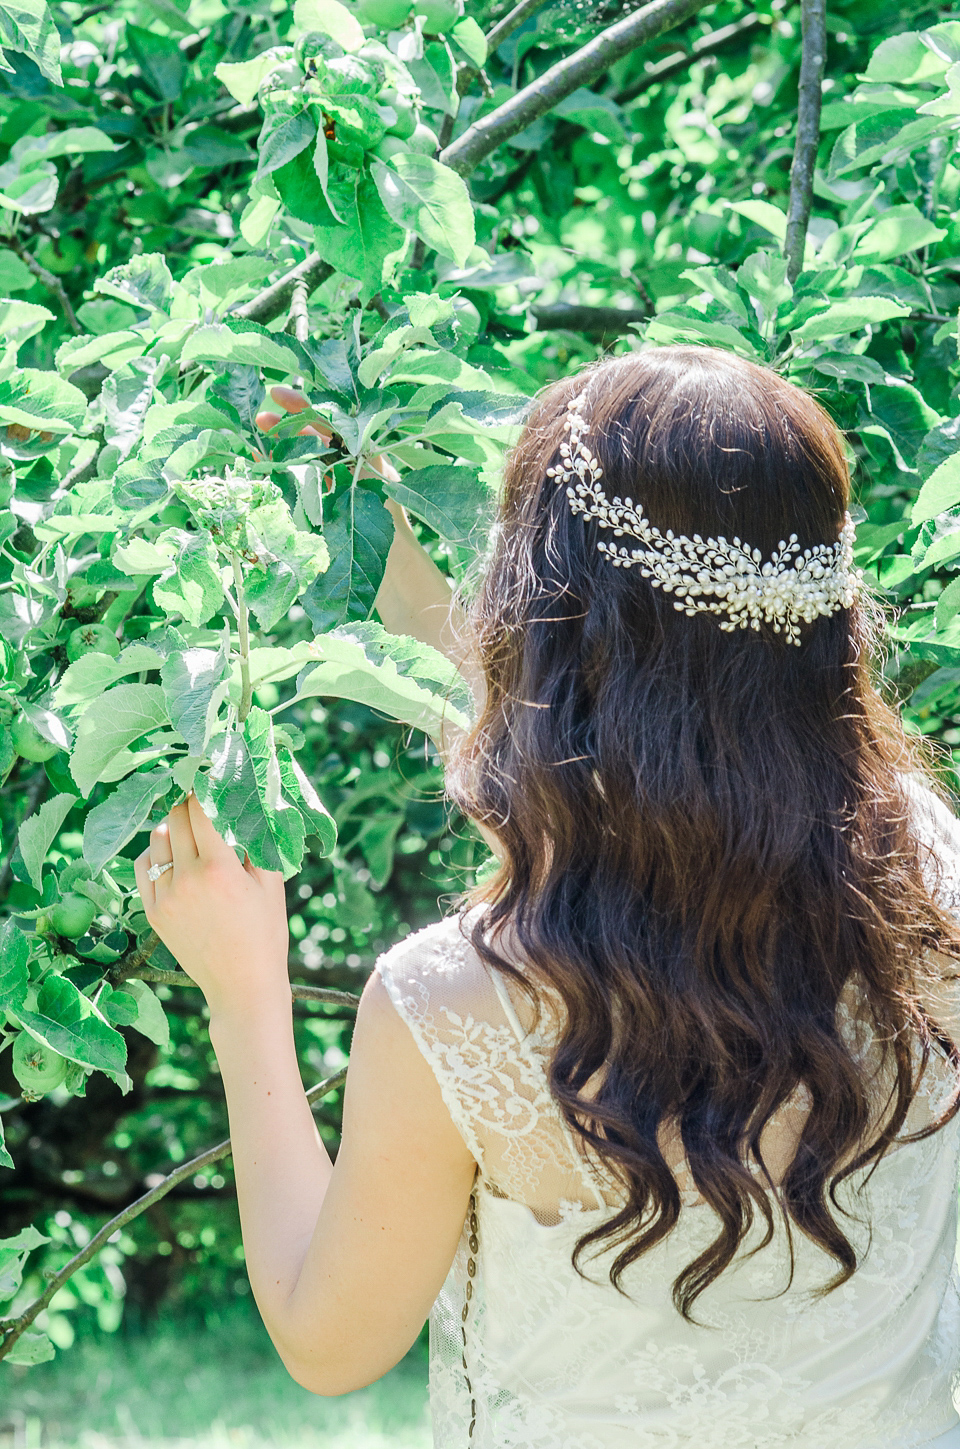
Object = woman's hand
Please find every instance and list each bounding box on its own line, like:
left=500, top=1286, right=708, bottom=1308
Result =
left=134, top=794, right=290, bottom=1021
left=254, top=384, right=403, bottom=499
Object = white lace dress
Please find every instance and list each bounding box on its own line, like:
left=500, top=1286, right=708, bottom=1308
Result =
left=376, top=791, right=960, bottom=1449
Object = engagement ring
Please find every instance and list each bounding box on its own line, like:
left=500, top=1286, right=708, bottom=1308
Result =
left=147, top=861, right=174, bottom=881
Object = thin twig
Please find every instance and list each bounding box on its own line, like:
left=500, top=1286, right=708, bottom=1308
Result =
left=485, top=0, right=545, bottom=53
left=0, top=1068, right=348, bottom=1362
left=115, top=961, right=361, bottom=1010
left=616, top=12, right=764, bottom=104
left=231, top=551, right=253, bottom=724
left=783, top=0, right=826, bottom=285
left=6, top=243, right=81, bottom=334
left=439, top=0, right=712, bottom=177
left=232, top=253, right=333, bottom=326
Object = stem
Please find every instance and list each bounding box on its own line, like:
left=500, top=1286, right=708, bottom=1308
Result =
left=0, top=1067, right=348, bottom=1362
left=6, top=243, right=82, bottom=334
left=485, top=0, right=545, bottom=53
left=287, top=275, right=309, bottom=344
left=231, top=551, right=253, bottom=725
left=232, top=253, right=333, bottom=326
left=439, top=0, right=712, bottom=177
left=783, top=0, right=827, bottom=285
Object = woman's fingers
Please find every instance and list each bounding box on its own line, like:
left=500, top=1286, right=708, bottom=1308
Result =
left=269, top=384, right=311, bottom=414
left=187, top=791, right=232, bottom=861
left=166, top=799, right=199, bottom=865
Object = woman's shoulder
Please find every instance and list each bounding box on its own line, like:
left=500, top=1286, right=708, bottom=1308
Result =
left=374, top=908, right=489, bottom=1002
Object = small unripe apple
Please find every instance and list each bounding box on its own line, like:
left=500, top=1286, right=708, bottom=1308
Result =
left=49, top=894, right=97, bottom=940
left=414, top=0, right=461, bottom=34
left=11, top=715, right=58, bottom=762
left=65, top=622, right=121, bottom=662
left=372, top=133, right=409, bottom=161
left=406, top=121, right=438, bottom=154
left=385, top=93, right=417, bottom=138
left=13, top=1033, right=67, bottom=1100
left=357, top=0, right=412, bottom=26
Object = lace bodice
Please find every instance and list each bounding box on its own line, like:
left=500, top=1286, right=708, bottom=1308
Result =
left=376, top=783, right=960, bottom=1449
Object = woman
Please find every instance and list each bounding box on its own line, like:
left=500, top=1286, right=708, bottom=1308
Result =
left=136, top=346, right=960, bottom=1448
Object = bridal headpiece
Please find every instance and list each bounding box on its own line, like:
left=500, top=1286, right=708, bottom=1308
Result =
left=546, top=392, right=861, bottom=645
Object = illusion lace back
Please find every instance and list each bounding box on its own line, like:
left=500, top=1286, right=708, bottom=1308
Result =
left=376, top=785, right=960, bottom=1449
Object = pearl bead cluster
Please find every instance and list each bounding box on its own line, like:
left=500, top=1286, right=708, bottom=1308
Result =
left=545, top=394, right=862, bottom=645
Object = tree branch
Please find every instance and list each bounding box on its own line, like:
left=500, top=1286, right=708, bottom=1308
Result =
left=485, top=0, right=546, bottom=54
left=115, top=958, right=361, bottom=1010
left=439, top=0, right=712, bottom=177
left=616, top=12, right=763, bottom=105
left=6, top=243, right=82, bottom=334
left=783, top=0, right=826, bottom=285
left=531, top=302, right=651, bottom=337
left=231, top=252, right=333, bottom=325
left=0, top=1067, right=348, bottom=1362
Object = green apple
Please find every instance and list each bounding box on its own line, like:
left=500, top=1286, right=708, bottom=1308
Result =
left=385, top=93, right=417, bottom=138
left=372, top=133, right=409, bottom=161
left=406, top=121, right=438, bottom=154
left=357, top=0, right=412, bottom=26
left=11, top=715, right=58, bottom=762
left=414, top=0, right=462, bottom=34
left=13, top=1033, right=68, bottom=1101
left=65, top=622, right=121, bottom=662
left=49, top=894, right=98, bottom=940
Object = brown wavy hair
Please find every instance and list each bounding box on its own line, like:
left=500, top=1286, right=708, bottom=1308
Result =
left=447, top=344, right=960, bottom=1322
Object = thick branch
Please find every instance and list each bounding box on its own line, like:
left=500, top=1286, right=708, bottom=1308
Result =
left=439, top=0, right=712, bottom=177
left=116, top=959, right=360, bottom=1010
left=0, top=1067, right=347, bottom=1361
left=616, top=13, right=763, bottom=105
left=783, top=0, right=826, bottom=285
left=232, top=252, right=333, bottom=325
left=531, top=303, right=650, bottom=337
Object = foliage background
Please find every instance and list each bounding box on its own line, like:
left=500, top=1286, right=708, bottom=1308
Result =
left=3, top=0, right=960, bottom=1382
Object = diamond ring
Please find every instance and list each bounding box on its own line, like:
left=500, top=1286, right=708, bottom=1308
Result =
left=147, top=861, right=174, bottom=882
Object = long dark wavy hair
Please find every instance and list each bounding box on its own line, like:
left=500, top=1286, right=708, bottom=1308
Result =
left=447, top=344, right=960, bottom=1322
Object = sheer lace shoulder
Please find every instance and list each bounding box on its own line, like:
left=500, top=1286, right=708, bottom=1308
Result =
left=375, top=913, right=605, bottom=1224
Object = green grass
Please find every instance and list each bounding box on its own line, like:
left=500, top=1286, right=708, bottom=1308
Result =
left=1, top=1306, right=431, bottom=1449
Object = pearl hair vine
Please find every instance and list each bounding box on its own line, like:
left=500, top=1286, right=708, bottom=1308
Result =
left=545, top=392, right=862, bottom=646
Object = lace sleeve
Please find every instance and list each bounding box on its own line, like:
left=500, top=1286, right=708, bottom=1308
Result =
left=376, top=919, right=487, bottom=1169
left=907, top=773, right=960, bottom=921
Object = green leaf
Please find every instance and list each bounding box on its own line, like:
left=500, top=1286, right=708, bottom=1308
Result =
left=553, top=87, right=626, bottom=142
left=870, top=381, right=941, bottom=471
left=935, top=575, right=960, bottom=630
left=371, top=154, right=475, bottom=267
left=450, top=16, right=487, bottom=66
left=312, top=169, right=407, bottom=300
left=383, top=463, right=491, bottom=543
left=277, top=751, right=337, bottom=855
left=18, top=792, right=77, bottom=892
left=161, top=640, right=229, bottom=754
left=4, top=1330, right=56, bottom=1365
left=196, top=715, right=304, bottom=876
left=122, top=978, right=170, bottom=1049
left=180, top=319, right=305, bottom=379
left=0, top=369, right=87, bottom=435
left=215, top=55, right=283, bottom=107
left=0, top=919, right=28, bottom=1014
left=70, top=683, right=170, bottom=796
left=95, top=254, right=174, bottom=314
left=914, top=455, right=960, bottom=525
left=0, top=0, right=62, bottom=84
left=55, top=644, right=164, bottom=708
left=258, top=107, right=316, bottom=178
left=126, top=24, right=185, bottom=102
left=152, top=533, right=225, bottom=628
left=301, top=485, right=393, bottom=631
left=293, top=0, right=364, bottom=51
left=865, top=31, right=948, bottom=83
left=0, top=298, right=53, bottom=358
left=829, top=111, right=942, bottom=178
left=103, top=357, right=157, bottom=460
left=852, top=204, right=946, bottom=263
left=16, top=975, right=128, bottom=1076
left=82, top=767, right=173, bottom=874
left=791, top=296, right=910, bottom=341
left=0, top=1115, right=11, bottom=1170
left=294, top=624, right=472, bottom=742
